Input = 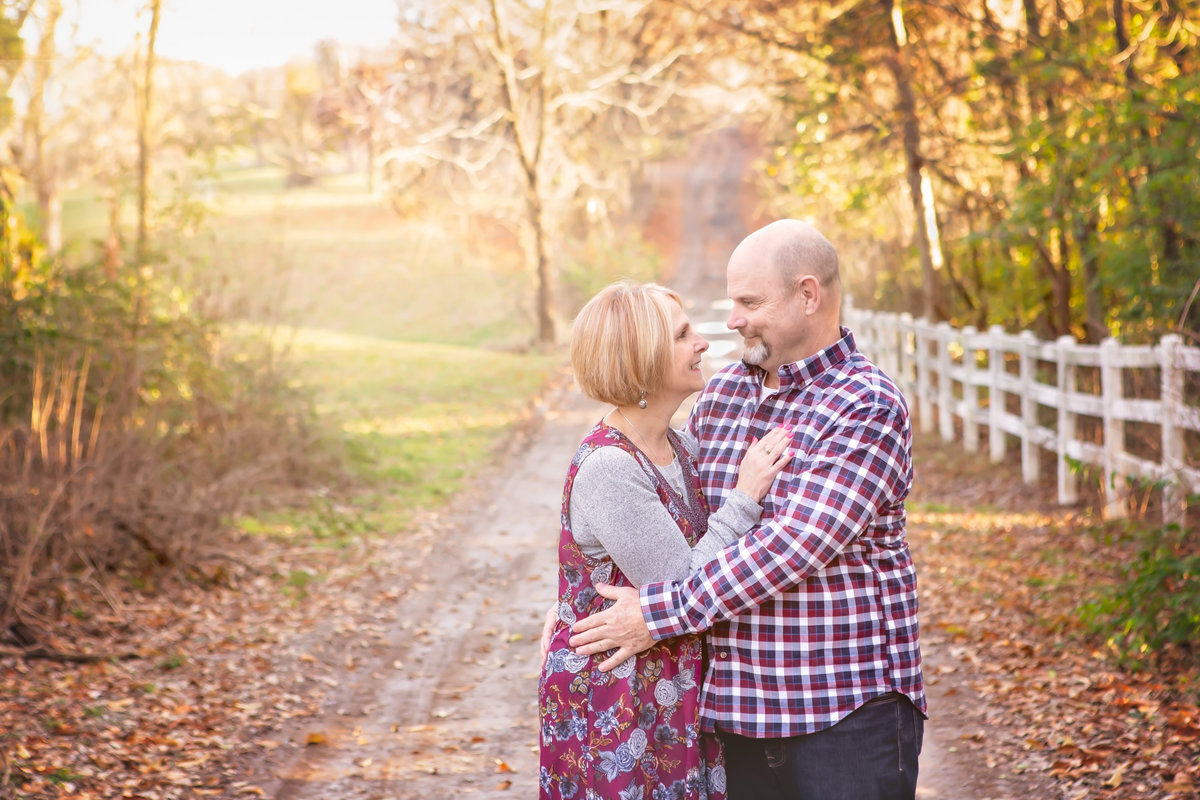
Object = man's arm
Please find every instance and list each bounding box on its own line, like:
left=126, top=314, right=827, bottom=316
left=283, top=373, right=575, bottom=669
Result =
left=645, top=400, right=911, bottom=637
left=571, top=400, right=911, bottom=664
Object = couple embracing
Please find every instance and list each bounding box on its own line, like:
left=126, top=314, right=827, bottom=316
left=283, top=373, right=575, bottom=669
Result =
left=538, top=220, right=926, bottom=800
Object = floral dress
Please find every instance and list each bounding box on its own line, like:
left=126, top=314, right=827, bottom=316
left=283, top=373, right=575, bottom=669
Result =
left=538, top=423, right=726, bottom=800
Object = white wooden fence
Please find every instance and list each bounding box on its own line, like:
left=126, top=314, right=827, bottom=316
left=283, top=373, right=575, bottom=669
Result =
left=843, top=302, right=1200, bottom=525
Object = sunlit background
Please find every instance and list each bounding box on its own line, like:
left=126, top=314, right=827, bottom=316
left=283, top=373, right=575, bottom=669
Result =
left=71, top=0, right=399, bottom=74
left=2, top=3, right=1199, bottom=798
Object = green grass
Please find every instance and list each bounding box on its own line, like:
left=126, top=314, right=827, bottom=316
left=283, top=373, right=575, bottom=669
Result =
left=180, top=166, right=535, bottom=349
left=49, top=164, right=674, bottom=550
left=271, top=324, right=557, bottom=532
left=47, top=163, right=565, bottom=543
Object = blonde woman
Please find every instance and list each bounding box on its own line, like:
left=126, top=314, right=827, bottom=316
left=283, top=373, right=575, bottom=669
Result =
left=538, top=281, right=792, bottom=800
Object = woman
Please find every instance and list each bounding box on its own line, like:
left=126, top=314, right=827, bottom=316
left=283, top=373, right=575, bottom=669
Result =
left=538, top=281, right=792, bottom=800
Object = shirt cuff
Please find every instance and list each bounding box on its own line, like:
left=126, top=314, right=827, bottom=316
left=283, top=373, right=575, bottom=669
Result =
left=640, top=581, right=689, bottom=641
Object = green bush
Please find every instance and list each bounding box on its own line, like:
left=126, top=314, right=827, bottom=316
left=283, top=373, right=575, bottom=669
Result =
left=1079, top=525, right=1200, bottom=668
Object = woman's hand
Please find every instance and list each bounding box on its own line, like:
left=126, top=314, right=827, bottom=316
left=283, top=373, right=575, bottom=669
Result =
left=539, top=603, right=558, bottom=670
left=735, top=426, right=795, bottom=502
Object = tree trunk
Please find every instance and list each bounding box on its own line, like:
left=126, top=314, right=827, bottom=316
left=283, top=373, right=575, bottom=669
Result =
left=36, top=183, right=61, bottom=253
left=136, top=0, right=162, bottom=264
left=103, top=193, right=122, bottom=278
left=882, top=0, right=944, bottom=321
left=489, top=0, right=557, bottom=345
left=366, top=120, right=376, bottom=194
left=1076, top=215, right=1106, bottom=342
left=27, top=0, right=63, bottom=252
left=1110, top=0, right=1186, bottom=314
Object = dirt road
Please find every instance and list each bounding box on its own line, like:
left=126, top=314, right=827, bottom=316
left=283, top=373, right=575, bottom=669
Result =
left=242, top=128, right=1051, bottom=800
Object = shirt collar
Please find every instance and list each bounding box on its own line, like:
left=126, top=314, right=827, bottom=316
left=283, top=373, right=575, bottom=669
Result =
left=771, top=326, right=857, bottom=390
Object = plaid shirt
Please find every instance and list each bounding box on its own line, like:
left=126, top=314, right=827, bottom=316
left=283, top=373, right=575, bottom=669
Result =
left=640, top=328, right=926, bottom=737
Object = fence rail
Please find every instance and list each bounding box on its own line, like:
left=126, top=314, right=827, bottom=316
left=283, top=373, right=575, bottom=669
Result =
left=844, top=302, right=1200, bottom=525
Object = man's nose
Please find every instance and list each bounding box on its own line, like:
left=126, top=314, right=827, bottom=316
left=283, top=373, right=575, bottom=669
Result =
left=727, top=312, right=744, bottom=330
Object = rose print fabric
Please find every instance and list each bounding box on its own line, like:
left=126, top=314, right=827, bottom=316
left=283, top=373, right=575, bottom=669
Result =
left=538, top=423, right=726, bottom=800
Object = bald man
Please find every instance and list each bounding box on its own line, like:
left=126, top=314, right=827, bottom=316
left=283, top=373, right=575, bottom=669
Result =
left=569, top=220, right=926, bottom=799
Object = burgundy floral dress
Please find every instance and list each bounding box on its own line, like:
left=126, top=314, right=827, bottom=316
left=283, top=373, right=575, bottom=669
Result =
left=538, top=423, right=727, bottom=800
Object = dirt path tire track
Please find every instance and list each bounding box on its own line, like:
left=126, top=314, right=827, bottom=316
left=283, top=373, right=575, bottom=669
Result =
left=252, top=376, right=602, bottom=799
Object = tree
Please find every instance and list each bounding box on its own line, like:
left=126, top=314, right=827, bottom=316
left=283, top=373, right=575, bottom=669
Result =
left=135, top=0, right=162, bottom=263
left=378, top=0, right=708, bottom=346
left=694, top=0, right=1199, bottom=343
left=1, top=1, right=35, bottom=274
left=18, top=0, right=63, bottom=251
left=880, top=0, right=946, bottom=322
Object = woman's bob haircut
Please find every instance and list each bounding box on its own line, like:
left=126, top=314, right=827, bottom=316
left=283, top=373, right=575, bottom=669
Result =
left=570, top=281, right=683, bottom=407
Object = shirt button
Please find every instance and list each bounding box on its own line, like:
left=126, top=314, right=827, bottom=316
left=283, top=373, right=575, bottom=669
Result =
left=718, top=650, right=729, bottom=659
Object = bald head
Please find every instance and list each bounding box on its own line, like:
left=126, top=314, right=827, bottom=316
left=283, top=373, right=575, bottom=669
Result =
left=725, top=220, right=844, bottom=375
left=735, top=219, right=841, bottom=295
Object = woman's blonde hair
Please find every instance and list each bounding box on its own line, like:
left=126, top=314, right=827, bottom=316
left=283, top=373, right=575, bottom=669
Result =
left=570, top=281, right=682, bottom=407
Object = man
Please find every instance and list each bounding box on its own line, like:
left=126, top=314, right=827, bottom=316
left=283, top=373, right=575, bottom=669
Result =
left=567, top=219, right=926, bottom=799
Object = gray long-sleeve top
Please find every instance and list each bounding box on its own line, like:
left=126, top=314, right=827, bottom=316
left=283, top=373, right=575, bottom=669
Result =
left=569, top=429, right=763, bottom=586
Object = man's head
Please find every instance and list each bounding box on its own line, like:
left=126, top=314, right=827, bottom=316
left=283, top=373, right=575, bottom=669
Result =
left=725, top=219, right=842, bottom=376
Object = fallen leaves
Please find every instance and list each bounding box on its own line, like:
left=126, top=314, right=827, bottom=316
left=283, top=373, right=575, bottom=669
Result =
left=911, top=434, right=1200, bottom=800
left=0, top=527, right=384, bottom=798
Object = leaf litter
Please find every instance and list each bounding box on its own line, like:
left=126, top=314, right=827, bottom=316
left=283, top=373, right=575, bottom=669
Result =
left=2, top=433, right=1196, bottom=799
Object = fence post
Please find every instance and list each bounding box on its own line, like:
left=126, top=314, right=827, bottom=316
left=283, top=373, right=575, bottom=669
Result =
left=899, top=313, right=915, bottom=402
left=962, top=326, right=979, bottom=453
left=1100, top=337, right=1128, bottom=519
left=1056, top=335, right=1079, bottom=505
left=1019, top=330, right=1039, bottom=483
left=916, top=322, right=934, bottom=434
left=1160, top=334, right=1185, bottom=526
left=885, top=313, right=901, bottom=383
left=989, top=325, right=1006, bottom=463
left=937, top=322, right=954, bottom=442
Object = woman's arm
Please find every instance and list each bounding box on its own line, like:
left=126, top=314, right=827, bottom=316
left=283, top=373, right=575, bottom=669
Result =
left=572, top=448, right=760, bottom=586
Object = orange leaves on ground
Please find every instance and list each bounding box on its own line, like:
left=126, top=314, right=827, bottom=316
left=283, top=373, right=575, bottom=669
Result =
left=910, top=434, right=1199, bottom=800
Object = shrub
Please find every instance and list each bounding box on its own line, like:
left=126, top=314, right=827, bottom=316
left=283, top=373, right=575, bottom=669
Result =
left=0, top=254, right=331, bottom=628
left=1079, top=523, right=1200, bottom=669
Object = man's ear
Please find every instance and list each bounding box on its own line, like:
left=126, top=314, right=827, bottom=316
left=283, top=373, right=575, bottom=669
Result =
left=795, top=275, right=821, bottom=316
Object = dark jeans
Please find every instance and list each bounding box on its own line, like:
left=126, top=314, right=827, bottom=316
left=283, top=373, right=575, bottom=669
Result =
left=718, top=693, right=924, bottom=800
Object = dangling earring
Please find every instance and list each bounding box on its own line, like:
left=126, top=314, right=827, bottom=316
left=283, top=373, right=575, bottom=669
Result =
left=637, top=390, right=647, bottom=409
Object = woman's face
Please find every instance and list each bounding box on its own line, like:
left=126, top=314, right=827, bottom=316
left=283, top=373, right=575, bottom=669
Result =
left=662, top=303, right=709, bottom=398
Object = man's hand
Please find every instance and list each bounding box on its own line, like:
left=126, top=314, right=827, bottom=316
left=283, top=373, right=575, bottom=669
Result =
left=567, top=583, right=654, bottom=672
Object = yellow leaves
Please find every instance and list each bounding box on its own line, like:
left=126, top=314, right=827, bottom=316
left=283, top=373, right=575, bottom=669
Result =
left=304, top=732, right=327, bottom=746
left=1164, top=772, right=1196, bottom=793
left=1103, top=761, right=1130, bottom=788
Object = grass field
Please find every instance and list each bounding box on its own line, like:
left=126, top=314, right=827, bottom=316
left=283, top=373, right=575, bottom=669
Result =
left=69, top=164, right=564, bottom=539
left=47, top=161, right=666, bottom=543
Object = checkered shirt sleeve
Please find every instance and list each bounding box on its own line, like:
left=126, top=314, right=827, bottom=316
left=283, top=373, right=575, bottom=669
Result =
left=640, top=330, right=926, bottom=737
